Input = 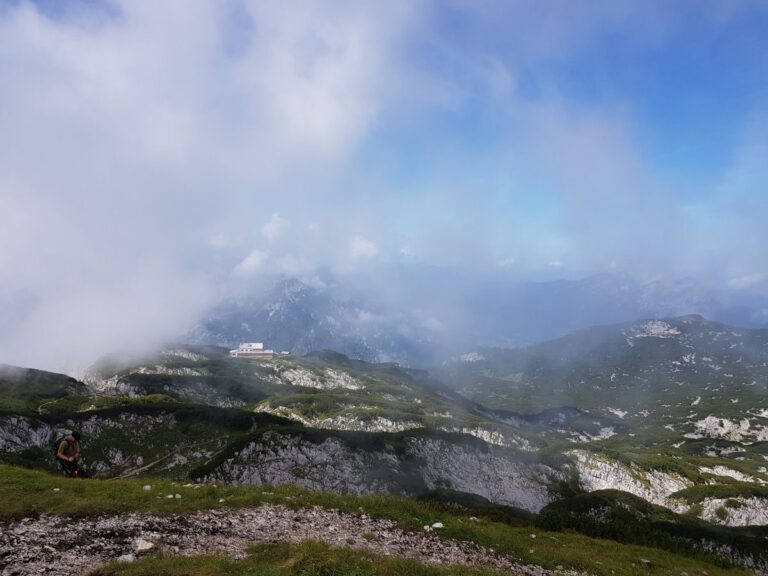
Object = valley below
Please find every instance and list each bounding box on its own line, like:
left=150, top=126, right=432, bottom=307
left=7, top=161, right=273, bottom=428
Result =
left=2, top=315, right=768, bottom=575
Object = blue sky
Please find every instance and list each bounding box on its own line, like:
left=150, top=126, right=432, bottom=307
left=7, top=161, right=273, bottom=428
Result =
left=337, top=1, right=768, bottom=279
left=1, top=0, right=767, bottom=368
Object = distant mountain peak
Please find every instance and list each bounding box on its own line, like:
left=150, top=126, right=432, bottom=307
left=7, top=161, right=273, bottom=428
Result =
left=269, top=277, right=313, bottom=300
left=185, top=274, right=768, bottom=366
left=677, top=313, right=707, bottom=323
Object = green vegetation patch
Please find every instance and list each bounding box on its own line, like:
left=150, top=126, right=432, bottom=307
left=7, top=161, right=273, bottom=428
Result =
left=538, top=489, right=768, bottom=571
left=93, top=540, right=510, bottom=576
left=81, top=395, right=180, bottom=410
left=670, top=482, right=768, bottom=504
left=417, top=488, right=534, bottom=525
left=0, top=365, right=88, bottom=415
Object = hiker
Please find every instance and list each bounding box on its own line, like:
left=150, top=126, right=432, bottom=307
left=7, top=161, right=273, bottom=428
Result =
left=56, top=431, right=81, bottom=477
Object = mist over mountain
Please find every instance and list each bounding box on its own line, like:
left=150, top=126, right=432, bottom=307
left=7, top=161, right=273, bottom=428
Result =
left=185, top=277, right=435, bottom=364
left=467, top=273, right=768, bottom=347
left=186, top=272, right=768, bottom=365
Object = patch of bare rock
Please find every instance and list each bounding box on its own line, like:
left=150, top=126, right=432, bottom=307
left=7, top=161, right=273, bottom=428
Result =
left=0, top=504, right=583, bottom=576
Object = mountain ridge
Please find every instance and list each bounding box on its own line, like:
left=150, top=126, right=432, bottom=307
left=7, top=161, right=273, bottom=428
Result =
left=184, top=274, right=768, bottom=367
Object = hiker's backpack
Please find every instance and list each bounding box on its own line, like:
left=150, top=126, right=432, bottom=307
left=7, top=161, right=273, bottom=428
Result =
left=52, top=436, right=66, bottom=457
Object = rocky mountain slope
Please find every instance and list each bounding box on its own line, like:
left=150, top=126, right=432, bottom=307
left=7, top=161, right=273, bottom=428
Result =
left=441, top=315, right=768, bottom=527
left=185, top=278, right=435, bottom=364
left=82, top=347, right=619, bottom=448
left=185, top=274, right=768, bottom=365
left=2, top=505, right=549, bottom=576
left=2, top=351, right=587, bottom=512
left=5, top=316, right=768, bottom=528
left=443, top=315, right=768, bottom=442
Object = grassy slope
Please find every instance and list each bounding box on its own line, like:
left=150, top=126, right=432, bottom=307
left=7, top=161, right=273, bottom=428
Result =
left=442, top=316, right=768, bottom=417
left=0, top=465, right=750, bottom=576
left=0, top=365, right=89, bottom=414
left=670, top=482, right=768, bottom=503
left=440, top=316, right=768, bottom=482
left=539, top=490, right=768, bottom=567
left=95, top=541, right=512, bottom=576
left=84, top=351, right=546, bottom=454
left=121, top=353, right=491, bottom=430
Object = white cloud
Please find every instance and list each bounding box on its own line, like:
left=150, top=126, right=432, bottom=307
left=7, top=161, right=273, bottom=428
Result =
left=276, top=253, right=313, bottom=277
left=208, top=233, right=231, bottom=248
left=1, top=0, right=764, bottom=371
left=421, top=316, right=445, bottom=332
left=235, top=248, right=269, bottom=276
left=728, top=273, right=767, bottom=290
left=0, top=0, right=417, bottom=372
left=349, top=235, right=379, bottom=261
left=262, top=213, right=289, bottom=243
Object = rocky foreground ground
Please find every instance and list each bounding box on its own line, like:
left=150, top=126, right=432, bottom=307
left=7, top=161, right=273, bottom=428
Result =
left=0, top=503, right=583, bottom=576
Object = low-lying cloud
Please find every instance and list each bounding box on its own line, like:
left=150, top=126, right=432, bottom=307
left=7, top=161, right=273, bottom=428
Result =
left=1, top=0, right=766, bottom=372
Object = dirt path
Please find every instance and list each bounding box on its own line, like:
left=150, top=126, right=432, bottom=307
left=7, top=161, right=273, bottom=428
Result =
left=0, top=504, right=580, bottom=576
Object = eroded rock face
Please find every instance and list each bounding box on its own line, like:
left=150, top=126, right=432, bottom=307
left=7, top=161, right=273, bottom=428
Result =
left=570, top=449, right=768, bottom=529
left=411, top=438, right=556, bottom=511
left=437, top=426, right=530, bottom=449
left=206, top=432, right=561, bottom=512
left=685, top=415, right=768, bottom=442
left=256, top=407, right=423, bottom=433
left=0, top=416, right=55, bottom=454
left=76, top=412, right=177, bottom=437
left=569, top=449, right=692, bottom=506
left=208, top=432, right=409, bottom=495
left=670, top=496, right=768, bottom=527
left=83, top=373, right=137, bottom=396
left=699, top=465, right=767, bottom=484
left=277, top=367, right=364, bottom=390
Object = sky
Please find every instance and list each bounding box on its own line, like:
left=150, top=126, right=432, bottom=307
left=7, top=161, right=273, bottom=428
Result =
left=1, top=0, right=767, bottom=371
